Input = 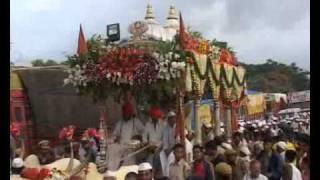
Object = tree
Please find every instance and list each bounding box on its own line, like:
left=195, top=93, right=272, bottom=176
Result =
left=241, top=59, right=309, bottom=92
left=31, top=59, right=45, bottom=67
left=31, top=59, right=59, bottom=67
left=45, top=60, right=58, bottom=66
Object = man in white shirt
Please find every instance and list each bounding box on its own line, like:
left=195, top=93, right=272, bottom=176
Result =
left=160, top=111, right=177, bottom=176
left=283, top=150, right=302, bottom=180
left=113, top=102, right=144, bottom=145
left=243, top=160, right=268, bottom=180
left=162, top=111, right=177, bottom=156
left=143, top=106, right=165, bottom=146
left=112, top=102, right=145, bottom=166
left=143, top=106, right=165, bottom=178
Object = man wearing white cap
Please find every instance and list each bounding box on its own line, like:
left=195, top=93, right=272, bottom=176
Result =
left=11, top=158, right=24, bottom=174
left=238, top=146, right=251, bottom=178
left=202, top=121, right=214, bottom=144
left=162, top=111, right=177, bottom=156
left=276, top=141, right=287, bottom=162
left=160, top=111, right=177, bottom=176
left=138, top=162, right=153, bottom=180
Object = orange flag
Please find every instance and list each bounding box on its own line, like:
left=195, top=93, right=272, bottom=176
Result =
left=77, top=24, right=87, bottom=55
left=179, top=12, right=187, bottom=47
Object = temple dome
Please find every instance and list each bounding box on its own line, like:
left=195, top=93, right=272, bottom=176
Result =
left=164, top=5, right=179, bottom=41
left=144, top=4, right=167, bottom=41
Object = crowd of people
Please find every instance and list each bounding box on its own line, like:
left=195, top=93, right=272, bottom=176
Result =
left=10, top=101, right=310, bottom=180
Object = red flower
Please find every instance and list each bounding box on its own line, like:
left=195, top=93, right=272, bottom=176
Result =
left=38, top=168, right=50, bottom=180
left=59, top=125, right=76, bottom=140
left=10, top=122, right=22, bottom=137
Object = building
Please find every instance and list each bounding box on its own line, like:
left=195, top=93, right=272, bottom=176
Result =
left=287, top=90, right=310, bottom=111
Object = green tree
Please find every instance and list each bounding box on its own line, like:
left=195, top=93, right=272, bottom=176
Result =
left=241, top=59, right=309, bottom=92
left=31, top=59, right=45, bottom=67
left=31, top=59, right=59, bottom=67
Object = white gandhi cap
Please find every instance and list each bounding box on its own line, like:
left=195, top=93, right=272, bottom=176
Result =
left=12, top=158, right=24, bottom=168
left=138, top=162, right=152, bottom=171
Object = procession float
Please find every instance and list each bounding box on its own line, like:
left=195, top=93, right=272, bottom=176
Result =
left=22, top=4, right=247, bottom=179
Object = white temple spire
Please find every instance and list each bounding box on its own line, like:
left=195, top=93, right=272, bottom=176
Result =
left=145, top=3, right=155, bottom=20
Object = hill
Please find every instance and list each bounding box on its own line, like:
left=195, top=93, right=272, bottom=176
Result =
left=239, top=59, right=310, bottom=93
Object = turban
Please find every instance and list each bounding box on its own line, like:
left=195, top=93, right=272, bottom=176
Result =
left=215, top=162, right=232, bottom=176
left=224, top=149, right=237, bottom=156
left=276, top=141, right=287, bottom=150
left=286, top=142, right=296, bottom=151
left=122, top=102, right=135, bottom=118
left=149, top=106, right=163, bottom=120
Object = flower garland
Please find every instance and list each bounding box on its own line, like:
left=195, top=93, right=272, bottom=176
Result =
left=59, top=125, right=76, bottom=141
left=82, top=128, right=100, bottom=140
left=10, top=122, right=23, bottom=137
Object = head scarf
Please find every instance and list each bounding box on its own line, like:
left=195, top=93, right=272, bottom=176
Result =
left=122, top=102, right=135, bottom=119
left=149, top=106, right=163, bottom=120
left=215, top=162, right=232, bottom=176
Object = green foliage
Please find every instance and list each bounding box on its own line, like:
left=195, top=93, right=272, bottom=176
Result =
left=239, top=59, right=309, bottom=92
left=187, top=26, right=204, bottom=39
left=31, top=59, right=59, bottom=67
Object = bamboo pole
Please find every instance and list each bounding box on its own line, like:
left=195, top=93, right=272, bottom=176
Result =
left=214, top=99, right=221, bottom=136
left=194, top=96, right=202, bottom=144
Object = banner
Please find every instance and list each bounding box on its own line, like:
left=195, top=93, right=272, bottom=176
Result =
left=199, top=104, right=213, bottom=127
left=288, top=90, right=310, bottom=103
left=246, top=94, right=266, bottom=115
left=185, top=99, right=214, bottom=132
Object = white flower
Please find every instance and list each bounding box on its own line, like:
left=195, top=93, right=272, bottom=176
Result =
left=177, top=71, right=181, bottom=77
left=68, top=74, right=73, bottom=79
left=174, top=54, right=180, bottom=59
left=171, top=62, right=177, bottom=68
left=179, top=62, right=186, bottom=67
left=63, top=79, right=70, bottom=85
left=106, top=73, right=111, bottom=78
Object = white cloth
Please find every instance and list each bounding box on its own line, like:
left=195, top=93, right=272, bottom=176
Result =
left=290, top=163, right=303, bottom=180
left=143, top=120, right=165, bottom=145
left=271, top=128, right=279, bottom=137
left=113, top=118, right=144, bottom=144
left=185, top=138, right=193, bottom=163
left=243, top=173, right=268, bottom=180
left=162, top=124, right=176, bottom=151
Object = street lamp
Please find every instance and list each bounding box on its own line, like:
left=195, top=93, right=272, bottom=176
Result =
left=106, top=23, right=120, bottom=42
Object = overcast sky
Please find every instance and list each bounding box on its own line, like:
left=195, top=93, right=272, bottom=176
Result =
left=10, top=0, right=310, bottom=70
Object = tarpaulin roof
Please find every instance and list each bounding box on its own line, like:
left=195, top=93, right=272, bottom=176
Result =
left=15, top=68, right=123, bottom=138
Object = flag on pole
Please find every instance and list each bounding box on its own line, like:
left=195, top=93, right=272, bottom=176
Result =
left=179, top=12, right=186, bottom=47
left=77, top=24, right=87, bottom=55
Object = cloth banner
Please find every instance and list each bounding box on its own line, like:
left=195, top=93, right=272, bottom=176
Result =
left=246, top=94, right=266, bottom=115
left=185, top=99, right=214, bottom=132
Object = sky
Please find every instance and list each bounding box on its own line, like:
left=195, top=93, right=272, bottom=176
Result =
left=10, top=0, right=310, bottom=70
